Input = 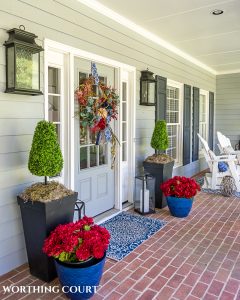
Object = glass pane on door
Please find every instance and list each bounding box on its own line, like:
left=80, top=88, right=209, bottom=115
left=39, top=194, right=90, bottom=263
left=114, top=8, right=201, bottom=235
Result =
left=121, top=81, right=128, bottom=163
left=80, top=127, right=88, bottom=145
left=48, top=96, right=60, bottom=122
left=48, top=67, right=60, bottom=94
left=90, top=146, right=97, bottom=167
left=99, top=144, right=107, bottom=165
left=80, top=147, right=88, bottom=169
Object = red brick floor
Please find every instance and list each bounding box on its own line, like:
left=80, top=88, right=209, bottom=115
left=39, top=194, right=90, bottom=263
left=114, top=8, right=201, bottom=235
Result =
left=1, top=191, right=240, bottom=300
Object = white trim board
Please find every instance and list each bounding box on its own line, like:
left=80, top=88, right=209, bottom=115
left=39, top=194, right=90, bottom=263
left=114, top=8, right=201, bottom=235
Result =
left=44, top=39, right=135, bottom=72
left=216, top=69, right=240, bottom=75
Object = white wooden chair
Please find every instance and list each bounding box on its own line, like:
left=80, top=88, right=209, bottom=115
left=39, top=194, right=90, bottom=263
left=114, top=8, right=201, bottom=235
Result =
left=197, top=133, right=240, bottom=191
left=217, top=131, right=240, bottom=156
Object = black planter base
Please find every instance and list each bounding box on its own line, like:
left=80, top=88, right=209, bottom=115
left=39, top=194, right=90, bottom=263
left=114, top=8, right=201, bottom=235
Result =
left=143, top=160, right=174, bottom=209
left=17, top=192, right=77, bottom=282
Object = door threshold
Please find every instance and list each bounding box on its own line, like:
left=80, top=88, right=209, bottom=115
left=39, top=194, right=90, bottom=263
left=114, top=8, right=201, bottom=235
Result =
left=94, top=203, right=134, bottom=225
left=122, top=202, right=133, bottom=211
left=94, top=208, right=121, bottom=225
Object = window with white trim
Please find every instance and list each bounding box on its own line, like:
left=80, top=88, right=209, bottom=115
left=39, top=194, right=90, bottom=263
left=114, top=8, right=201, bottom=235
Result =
left=166, top=82, right=183, bottom=165
left=48, top=67, right=61, bottom=142
left=47, top=66, right=63, bottom=178
left=199, top=90, right=209, bottom=152
left=45, top=50, right=65, bottom=182
left=121, top=81, right=128, bottom=162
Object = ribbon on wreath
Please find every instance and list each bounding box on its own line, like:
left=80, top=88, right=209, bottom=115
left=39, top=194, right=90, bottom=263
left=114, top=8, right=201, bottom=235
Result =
left=104, top=115, right=112, bottom=142
left=96, top=131, right=102, bottom=145
left=88, top=62, right=119, bottom=168
left=95, top=126, right=112, bottom=145
left=95, top=115, right=112, bottom=145
left=91, top=62, right=99, bottom=85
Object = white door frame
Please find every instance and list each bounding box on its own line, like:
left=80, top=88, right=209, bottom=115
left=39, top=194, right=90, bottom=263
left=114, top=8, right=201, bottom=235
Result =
left=118, top=69, right=136, bottom=207
left=44, top=39, right=136, bottom=212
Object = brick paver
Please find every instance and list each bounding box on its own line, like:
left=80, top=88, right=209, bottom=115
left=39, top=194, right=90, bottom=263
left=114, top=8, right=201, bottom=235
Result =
left=1, top=191, right=240, bottom=299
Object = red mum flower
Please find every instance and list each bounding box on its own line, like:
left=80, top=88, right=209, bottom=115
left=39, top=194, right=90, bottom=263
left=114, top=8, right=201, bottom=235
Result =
left=76, top=244, right=91, bottom=261
left=42, top=216, right=110, bottom=263
left=160, top=176, right=201, bottom=199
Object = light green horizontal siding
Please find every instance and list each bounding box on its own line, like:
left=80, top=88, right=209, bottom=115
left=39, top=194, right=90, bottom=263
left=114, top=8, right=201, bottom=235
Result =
left=216, top=73, right=240, bottom=147
left=0, top=152, right=29, bottom=172
left=0, top=0, right=216, bottom=274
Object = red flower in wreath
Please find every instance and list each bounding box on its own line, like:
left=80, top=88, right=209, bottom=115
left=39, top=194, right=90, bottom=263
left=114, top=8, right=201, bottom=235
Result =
left=91, top=118, right=106, bottom=132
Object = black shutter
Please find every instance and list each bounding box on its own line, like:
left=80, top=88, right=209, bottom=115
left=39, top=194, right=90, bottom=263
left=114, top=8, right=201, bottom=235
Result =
left=155, top=75, right=167, bottom=121
left=209, top=92, right=214, bottom=150
left=192, top=87, right=200, bottom=162
left=183, top=85, right=191, bottom=165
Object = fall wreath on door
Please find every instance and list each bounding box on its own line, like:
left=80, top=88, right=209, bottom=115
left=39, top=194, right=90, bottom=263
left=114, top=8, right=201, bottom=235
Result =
left=75, top=63, right=119, bottom=168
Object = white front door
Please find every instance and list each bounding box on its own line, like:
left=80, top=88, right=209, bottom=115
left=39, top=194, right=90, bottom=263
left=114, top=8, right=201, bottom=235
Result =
left=74, top=57, right=116, bottom=217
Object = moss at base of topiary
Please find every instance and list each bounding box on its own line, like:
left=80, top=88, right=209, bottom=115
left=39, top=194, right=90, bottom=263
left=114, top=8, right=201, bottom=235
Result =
left=144, top=154, right=174, bottom=164
left=20, top=181, right=75, bottom=202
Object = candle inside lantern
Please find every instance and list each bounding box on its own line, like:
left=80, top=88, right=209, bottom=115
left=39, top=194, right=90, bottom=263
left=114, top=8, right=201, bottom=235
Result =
left=140, top=180, right=149, bottom=213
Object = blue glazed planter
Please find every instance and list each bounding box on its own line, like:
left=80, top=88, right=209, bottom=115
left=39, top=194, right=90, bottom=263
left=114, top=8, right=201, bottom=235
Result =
left=55, top=253, right=106, bottom=299
left=166, top=196, right=193, bottom=218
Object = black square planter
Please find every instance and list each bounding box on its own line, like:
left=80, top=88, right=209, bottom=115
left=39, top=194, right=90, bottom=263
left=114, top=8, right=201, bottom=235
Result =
left=17, top=192, right=77, bottom=282
left=143, top=161, right=174, bottom=208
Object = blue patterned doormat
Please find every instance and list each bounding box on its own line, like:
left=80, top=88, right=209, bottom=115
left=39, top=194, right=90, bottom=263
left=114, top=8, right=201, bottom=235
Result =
left=99, top=212, right=166, bottom=261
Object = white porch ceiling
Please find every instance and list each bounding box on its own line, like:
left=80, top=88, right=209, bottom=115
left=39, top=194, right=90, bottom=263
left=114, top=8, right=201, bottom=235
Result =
left=96, top=0, right=240, bottom=74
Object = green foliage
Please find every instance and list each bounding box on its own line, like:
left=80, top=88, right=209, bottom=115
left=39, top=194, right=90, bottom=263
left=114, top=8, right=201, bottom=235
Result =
left=28, top=121, right=63, bottom=177
left=150, top=120, right=169, bottom=151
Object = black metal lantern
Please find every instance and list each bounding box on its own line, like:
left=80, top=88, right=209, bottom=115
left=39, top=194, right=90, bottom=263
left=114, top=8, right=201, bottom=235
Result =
left=4, top=26, right=43, bottom=95
left=134, top=174, right=155, bottom=215
left=140, top=69, right=156, bottom=105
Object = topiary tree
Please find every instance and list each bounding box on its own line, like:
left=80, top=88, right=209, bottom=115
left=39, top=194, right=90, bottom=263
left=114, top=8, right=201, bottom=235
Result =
left=150, top=120, right=169, bottom=153
left=28, top=120, right=63, bottom=185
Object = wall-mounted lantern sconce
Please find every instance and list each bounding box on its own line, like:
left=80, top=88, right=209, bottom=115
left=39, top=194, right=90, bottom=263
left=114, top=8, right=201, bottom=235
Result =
left=140, top=69, right=156, bottom=106
left=4, top=25, right=44, bottom=95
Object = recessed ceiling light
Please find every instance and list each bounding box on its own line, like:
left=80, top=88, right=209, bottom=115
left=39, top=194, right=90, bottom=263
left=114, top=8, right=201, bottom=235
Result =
left=211, top=9, right=224, bottom=15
